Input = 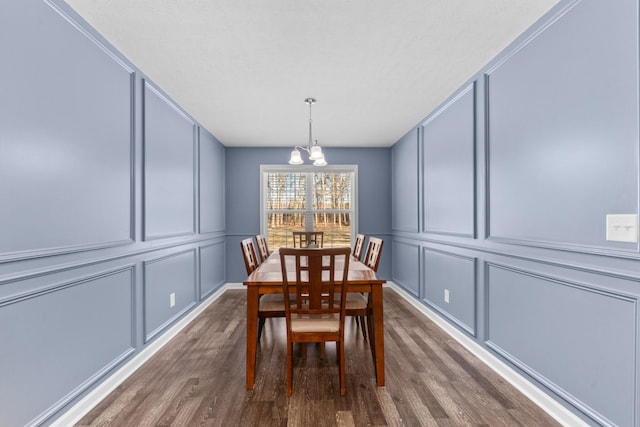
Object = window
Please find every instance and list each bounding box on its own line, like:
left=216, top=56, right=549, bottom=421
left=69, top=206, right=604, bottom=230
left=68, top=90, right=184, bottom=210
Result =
left=260, top=165, right=358, bottom=250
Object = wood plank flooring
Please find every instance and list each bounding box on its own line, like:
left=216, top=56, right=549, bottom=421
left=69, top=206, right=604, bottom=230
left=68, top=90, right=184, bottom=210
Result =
left=76, top=288, right=560, bottom=426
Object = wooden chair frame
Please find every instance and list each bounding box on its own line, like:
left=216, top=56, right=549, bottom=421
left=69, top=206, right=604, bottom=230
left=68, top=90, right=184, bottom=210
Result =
left=255, top=234, right=271, bottom=263
left=292, top=231, right=324, bottom=248
left=242, top=237, right=285, bottom=341
left=279, top=247, right=351, bottom=396
left=363, top=237, right=383, bottom=273
left=349, top=236, right=383, bottom=340
left=240, top=237, right=260, bottom=275
left=352, top=233, right=366, bottom=261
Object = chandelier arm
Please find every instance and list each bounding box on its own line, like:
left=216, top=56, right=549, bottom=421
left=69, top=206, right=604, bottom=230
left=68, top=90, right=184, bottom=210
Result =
left=293, top=145, right=311, bottom=154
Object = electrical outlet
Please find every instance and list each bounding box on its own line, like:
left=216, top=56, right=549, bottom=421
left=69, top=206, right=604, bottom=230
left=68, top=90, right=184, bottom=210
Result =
left=170, top=292, right=176, bottom=308
left=606, top=214, right=638, bottom=243
left=444, top=289, right=450, bottom=304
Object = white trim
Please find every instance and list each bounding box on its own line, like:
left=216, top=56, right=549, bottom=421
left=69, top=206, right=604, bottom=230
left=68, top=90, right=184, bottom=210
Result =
left=386, top=282, right=588, bottom=427
left=225, top=282, right=246, bottom=289
left=53, top=281, right=587, bottom=427
left=50, top=285, right=230, bottom=427
left=259, top=164, right=359, bottom=246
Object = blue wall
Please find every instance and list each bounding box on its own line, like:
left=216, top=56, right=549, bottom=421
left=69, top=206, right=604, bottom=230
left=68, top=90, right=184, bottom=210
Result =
left=0, top=1, right=225, bottom=425
left=391, top=1, right=640, bottom=426
left=225, top=147, right=392, bottom=282
left=5, top=0, right=638, bottom=426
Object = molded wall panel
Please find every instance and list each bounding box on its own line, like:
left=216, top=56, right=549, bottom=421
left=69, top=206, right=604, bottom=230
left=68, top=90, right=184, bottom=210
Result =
left=200, top=241, right=225, bottom=299
left=0, top=0, right=133, bottom=257
left=392, top=129, right=419, bottom=232
left=486, top=264, right=636, bottom=427
left=199, top=129, right=225, bottom=233
left=486, top=0, right=639, bottom=251
left=355, top=151, right=393, bottom=237
left=391, top=239, right=420, bottom=296
left=422, top=84, right=475, bottom=237
left=143, top=250, right=197, bottom=342
left=423, top=248, right=475, bottom=334
left=143, top=82, right=196, bottom=240
left=0, top=268, right=134, bottom=427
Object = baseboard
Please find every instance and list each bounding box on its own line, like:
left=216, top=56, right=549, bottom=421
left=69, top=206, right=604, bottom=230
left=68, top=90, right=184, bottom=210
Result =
left=52, top=281, right=586, bottom=427
left=49, top=285, right=230, bottom=427
left=225, top=282, right=246, bottom=289
left=386, top=282, right=588, bottom=427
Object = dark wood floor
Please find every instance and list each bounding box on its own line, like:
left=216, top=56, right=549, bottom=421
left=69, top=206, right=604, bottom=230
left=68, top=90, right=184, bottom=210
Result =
left=76, top=288, right=560, bottom=426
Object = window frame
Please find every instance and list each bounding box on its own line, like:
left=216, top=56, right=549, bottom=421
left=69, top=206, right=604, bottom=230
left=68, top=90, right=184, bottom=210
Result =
left=260, top=164, right=359, bottom=248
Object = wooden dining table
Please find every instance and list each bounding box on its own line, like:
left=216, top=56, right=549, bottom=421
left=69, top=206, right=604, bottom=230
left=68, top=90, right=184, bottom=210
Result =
left=243, top=251, right=387, bottom=390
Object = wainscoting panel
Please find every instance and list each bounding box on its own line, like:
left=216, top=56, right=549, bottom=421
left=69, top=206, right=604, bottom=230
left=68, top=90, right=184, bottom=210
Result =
left=199, top=128, right=225, bottom=234
left=200, top=240, right=225, bottom=299
left=486, top=263, right=637, bottom=427
left=0, top=267, right=135, bottom=427
left=391, top=239, right=420, bottom=297
left=485, top=0, right=639, bottom=252
left=422, top=84, right=476, bottom=237
left=391, top=129, right=419, bottom=233
left=2, top=2, right=228, bottom=426
left=422, top=248, right=476, bottom=335
left=143, top=249, right=197, bottom=342
left=0, top=0, right=134, bottom=259
left=143, top=81, right=196, bottom=240
left=388, top=0, right=640, bottom=424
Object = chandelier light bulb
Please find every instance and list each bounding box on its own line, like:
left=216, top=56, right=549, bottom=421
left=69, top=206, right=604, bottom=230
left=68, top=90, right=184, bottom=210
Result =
left=309, top=144, right=323, bottom=161
left=288, top=148, right=304, bottom=165
left=313, top=153, right=327, bottom=167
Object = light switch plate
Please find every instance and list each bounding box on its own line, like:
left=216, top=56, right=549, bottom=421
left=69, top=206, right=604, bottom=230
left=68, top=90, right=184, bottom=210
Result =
left=606, top=214, right=638, bottom=243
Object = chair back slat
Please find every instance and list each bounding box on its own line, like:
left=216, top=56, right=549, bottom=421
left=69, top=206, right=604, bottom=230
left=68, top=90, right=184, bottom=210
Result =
left=352, top=234, right=366, bottom=261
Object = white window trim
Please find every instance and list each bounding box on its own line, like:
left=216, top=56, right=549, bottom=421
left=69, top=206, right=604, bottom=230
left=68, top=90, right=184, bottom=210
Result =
left=259, top=164, right=359, bottom=245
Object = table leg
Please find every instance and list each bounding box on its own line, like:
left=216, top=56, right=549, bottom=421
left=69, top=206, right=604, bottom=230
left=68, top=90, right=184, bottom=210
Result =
left=370, top=284, right=385, bottom=386
left=367, top=293, right=376, bottom=362
left=246, top=287, right=259, bottom=389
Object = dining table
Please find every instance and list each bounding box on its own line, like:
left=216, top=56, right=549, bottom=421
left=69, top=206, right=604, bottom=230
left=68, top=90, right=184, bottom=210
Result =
left=243, top=250, right=387, bottom=390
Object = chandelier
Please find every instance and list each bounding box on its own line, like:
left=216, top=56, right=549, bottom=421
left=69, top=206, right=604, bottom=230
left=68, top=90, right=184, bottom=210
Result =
left=288, top=97, right=327, bottom=166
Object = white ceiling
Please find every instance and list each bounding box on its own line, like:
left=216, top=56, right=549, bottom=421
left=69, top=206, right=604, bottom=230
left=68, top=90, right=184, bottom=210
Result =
left=64, top=0, right=559, bottom=148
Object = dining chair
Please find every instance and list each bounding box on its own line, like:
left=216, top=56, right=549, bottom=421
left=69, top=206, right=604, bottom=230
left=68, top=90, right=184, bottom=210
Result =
left=255, top=234, right=271, bottom=263
left=322, top=234, right=373, bottom=342
left=349, top=237, right=384, bottom=340
left=241, top=237, right=286, bottom=342
left=352, top=233, right=366, bottom=261
left=279, top=247, right=351, bottom=396
left=344, top=290, right=369, bottom=340
left=292, top=231, right=324, bottom=248
left=240, top=237, right=260, bottom=275
left=341, top=233, right=367, bottom=338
